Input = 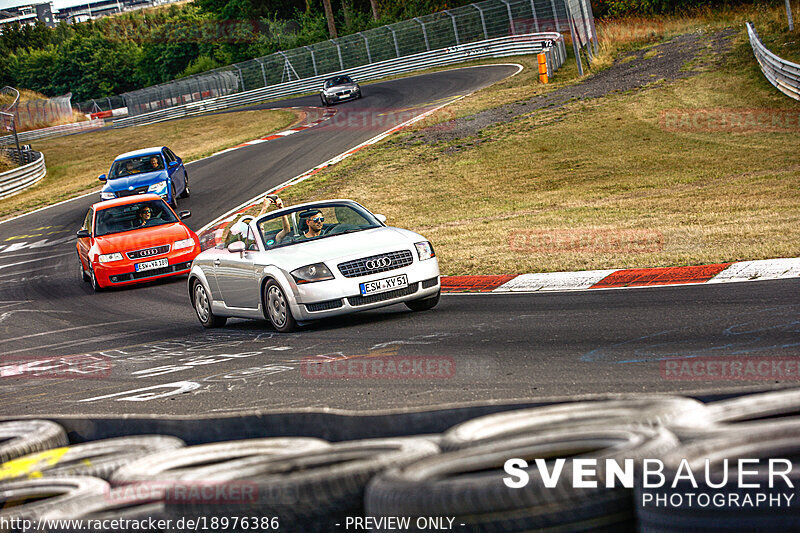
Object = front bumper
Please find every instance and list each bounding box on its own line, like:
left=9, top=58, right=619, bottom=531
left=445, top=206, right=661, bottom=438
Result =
left=93, top=247, right=199, bottom=287
left=289, top=258, right=440, bottom=321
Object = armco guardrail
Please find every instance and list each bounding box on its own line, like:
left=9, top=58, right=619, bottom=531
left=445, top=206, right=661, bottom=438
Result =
left=0, top=119, right=105, bottom=146
left=746, top=21, right=800, bottom=101
left=114, top=33, right=567, bottom=128
left=0, top=150, right=46, bottom=199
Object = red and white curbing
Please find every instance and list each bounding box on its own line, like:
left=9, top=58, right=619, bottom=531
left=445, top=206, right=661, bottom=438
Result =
left=210, top=107, right=338, bottom=157
left=440, top=258, right=800, bottom=293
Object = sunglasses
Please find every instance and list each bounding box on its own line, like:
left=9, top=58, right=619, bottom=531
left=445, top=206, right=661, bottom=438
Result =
left=141, top=210, right=152, bottom=214
left=310, top=216, right=324, bottom=223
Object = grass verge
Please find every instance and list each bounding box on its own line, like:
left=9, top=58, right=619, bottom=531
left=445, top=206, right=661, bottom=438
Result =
left=0, top=108, right=299, bottom=220
left=276, top=6, right=800, bottom=275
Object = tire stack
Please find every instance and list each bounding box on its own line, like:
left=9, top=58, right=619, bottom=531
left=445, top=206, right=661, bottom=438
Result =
left=2, top=389, right=800, bottom=532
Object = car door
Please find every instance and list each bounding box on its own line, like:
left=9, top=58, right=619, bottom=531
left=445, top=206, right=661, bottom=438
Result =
left=163, top=147, right=186, bottom=195
left=215, top=225, right=260, bottom=309
left=77, top=208, right=93, bottom=268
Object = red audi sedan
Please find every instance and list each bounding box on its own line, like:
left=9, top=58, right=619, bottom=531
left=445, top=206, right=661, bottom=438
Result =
left=76, top=194, right=200, bottom=291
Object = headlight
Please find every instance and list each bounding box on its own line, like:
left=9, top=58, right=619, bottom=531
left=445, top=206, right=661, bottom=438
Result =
left=173, top=238, right=195, bottom=250
left=98, top=252, right=123, bottom=263
left=291, top=263, right=334, bottom=284
left=100, top=192, right=115, bottom=200
left=415, top=241, right=435, bottom=261
left=148, top=181, right=168, bottom=195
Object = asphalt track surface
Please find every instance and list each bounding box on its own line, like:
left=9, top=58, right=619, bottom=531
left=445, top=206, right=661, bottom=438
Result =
left=0, top=64, right=797, bottom=416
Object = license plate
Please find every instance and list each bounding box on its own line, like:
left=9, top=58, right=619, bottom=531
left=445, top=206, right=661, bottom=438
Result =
left=135, top=258, right=168, bottom=272
left=360, top=274, right=408, bottom=296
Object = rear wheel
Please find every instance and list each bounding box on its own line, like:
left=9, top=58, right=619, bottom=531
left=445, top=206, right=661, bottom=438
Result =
left=405, top=290, right=439, bottom=311
left=193, top=280, right=226, bottom=328
left=264, top=280, right=297, bottom=332
left=79, top=256, right=89, bottom=282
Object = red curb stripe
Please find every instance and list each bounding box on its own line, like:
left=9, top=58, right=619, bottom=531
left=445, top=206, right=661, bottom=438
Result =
left=591, top=263, right=732, bottom=289
left=441, top=275, right=517, bottom=293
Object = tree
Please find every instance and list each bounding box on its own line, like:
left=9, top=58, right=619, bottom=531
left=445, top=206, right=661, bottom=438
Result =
left=322, top=0, right=337, bottom=38
left=369, top=0, right=379, bottom=20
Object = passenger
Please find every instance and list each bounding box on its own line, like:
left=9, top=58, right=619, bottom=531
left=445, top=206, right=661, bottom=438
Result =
left=149, top=156, right=163, bottom=171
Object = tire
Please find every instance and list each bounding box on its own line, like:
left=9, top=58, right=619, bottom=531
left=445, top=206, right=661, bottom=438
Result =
left=172, top=438, right=440, bottom=531
left=40, top=491, right=168, bottom=528
left=192, top=279, right=226, bottom=328
left=440, top=396, right=710, bottom=451
left=179, top=172, right=190, bottom=198
left=0, top=477, right=108, bottom=520
left=168, top=182, right=177, bottom=209
left=0, top=420, right=68, bottom=463
left=88, top=265, right=103, bottom=292
left=405, top=290, right=440, bottom=311
left=79, top=256, right=89, bottom=282
left=110, top=437, right=329, bottom=485
left=320, top=94, right=328, bottom=106
left=366, top=427, right=677, bottom=533
left=0, top=435, right=185, bottom=481
left=637, top=420, right=800, bottom=532
left=673, top=388, right=800, bottom=442
left=264, top=280, right=297, bottom=332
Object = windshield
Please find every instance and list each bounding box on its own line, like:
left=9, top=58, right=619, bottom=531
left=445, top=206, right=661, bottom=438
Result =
left=109, top=154, right=165, bottom=178
left=94, top=199, right=177, bottom=236
left=324, top=76, right=353, bottom=88
left=257, top=203, right=380, bottom=249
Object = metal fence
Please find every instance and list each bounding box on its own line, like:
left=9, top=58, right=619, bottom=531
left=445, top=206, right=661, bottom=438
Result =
left=75, top=96, right=127, bottom=115
left=746, top=22, right=800, bottom=101
left=121, top=0, right=595, bottom=117
left=0, top=148, right=46, bottom=199
left=0, top=119, right=105, bottom=146
left=114, top=33, right=567, bottom=128
left=3, top=94, right=75, bottom=131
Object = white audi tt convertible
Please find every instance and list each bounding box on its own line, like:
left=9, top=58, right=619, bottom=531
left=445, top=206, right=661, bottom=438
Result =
left=188, top=200, right=440, bottom=331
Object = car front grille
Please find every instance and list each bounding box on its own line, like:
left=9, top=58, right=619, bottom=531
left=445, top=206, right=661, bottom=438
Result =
left=306, top=299, right=344, bottom=312
left=126, top=245, right=170, bottom=260
left=347, top=283, right=418, bottom=307
left=338, top=250, right=413, bottom=278
left=115, top=186, right=149, bottom=198
left=110, top=261, right=192, bottom=283
left=421, top=276, right=439, bottom=289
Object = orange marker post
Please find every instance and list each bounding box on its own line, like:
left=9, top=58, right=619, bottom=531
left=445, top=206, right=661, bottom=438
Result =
left=538, top=53, right=548, bottom=84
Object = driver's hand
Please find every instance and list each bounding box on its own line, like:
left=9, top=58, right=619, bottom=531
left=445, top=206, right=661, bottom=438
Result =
left=272, top=197, right=284, bottom=209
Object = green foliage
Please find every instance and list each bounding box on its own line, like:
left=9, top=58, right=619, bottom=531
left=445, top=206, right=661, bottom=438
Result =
left=591, top=0, right=760, bottom=17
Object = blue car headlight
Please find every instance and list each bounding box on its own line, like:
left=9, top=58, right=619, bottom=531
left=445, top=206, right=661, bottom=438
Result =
left=100, top=192, right=115, bottom=200
left=148, top=181, right=168, bottom=195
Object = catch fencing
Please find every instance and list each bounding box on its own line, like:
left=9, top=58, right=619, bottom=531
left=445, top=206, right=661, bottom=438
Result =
left=114, top=33, right=567, bottom=128
left=3, top=94, right=74, bottom=131
left=119, top=0, right=594, bottom=120
left=746, top=21, right=800, bottom=101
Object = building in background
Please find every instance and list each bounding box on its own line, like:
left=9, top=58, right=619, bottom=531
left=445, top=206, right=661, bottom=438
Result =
left=0, top=0, right=184, bottom=30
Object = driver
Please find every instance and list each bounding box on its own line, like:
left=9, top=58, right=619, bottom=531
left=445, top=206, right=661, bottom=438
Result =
left=134, top=205, right=155, bottom=228
left=301, top=210, right=324, bottom=239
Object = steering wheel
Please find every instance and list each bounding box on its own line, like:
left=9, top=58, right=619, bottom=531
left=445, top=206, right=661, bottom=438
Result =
left=320, top=224, right=337, bottom=236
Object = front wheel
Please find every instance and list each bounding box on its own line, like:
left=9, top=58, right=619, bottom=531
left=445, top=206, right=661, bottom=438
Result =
left=79, top=256, right=89, bottom=282
left=193, top=280, right=226, bottom=328
left=264, top=280, right=297, bottom=332
left=169, top=182, right=177, bottom=209
left=89, top=266, right=103, bottom=292
left=179, top=172, right=190, bottom=198
left=405, top=290, right=440, bottom=311
left=320, top=95, right=328, bottom=107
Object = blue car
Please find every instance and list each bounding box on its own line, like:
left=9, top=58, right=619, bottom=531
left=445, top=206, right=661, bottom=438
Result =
left=99, top=146, right=189, bottom=207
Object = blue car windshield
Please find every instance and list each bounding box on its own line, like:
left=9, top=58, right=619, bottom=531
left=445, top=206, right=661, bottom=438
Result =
left=258, top=203, right=381, bottom=249
left=109, top=155, right=164, bottom=179
left=95, top=200, right=177, bottom=236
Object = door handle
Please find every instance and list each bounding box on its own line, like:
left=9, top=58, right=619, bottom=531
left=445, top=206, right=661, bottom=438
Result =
left=214, top=259, right=221, bottom=266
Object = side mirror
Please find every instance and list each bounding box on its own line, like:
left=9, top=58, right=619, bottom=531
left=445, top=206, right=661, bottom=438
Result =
left=168, top=161, right=178, bottom=168
left=375, top=214, right=387, bottom=224
left=76, top=229, right=91, bottom=239
left=179, top=210, right=191, bottom=219
left=227, top=240, right=246, bottom=255
left=98, top=174, right=106, bottom=182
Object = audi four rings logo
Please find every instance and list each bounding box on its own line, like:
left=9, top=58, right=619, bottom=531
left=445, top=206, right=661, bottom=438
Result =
left=138, top=248, right=160, bottom=257
left=365, top=257, right=392, bottom=269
